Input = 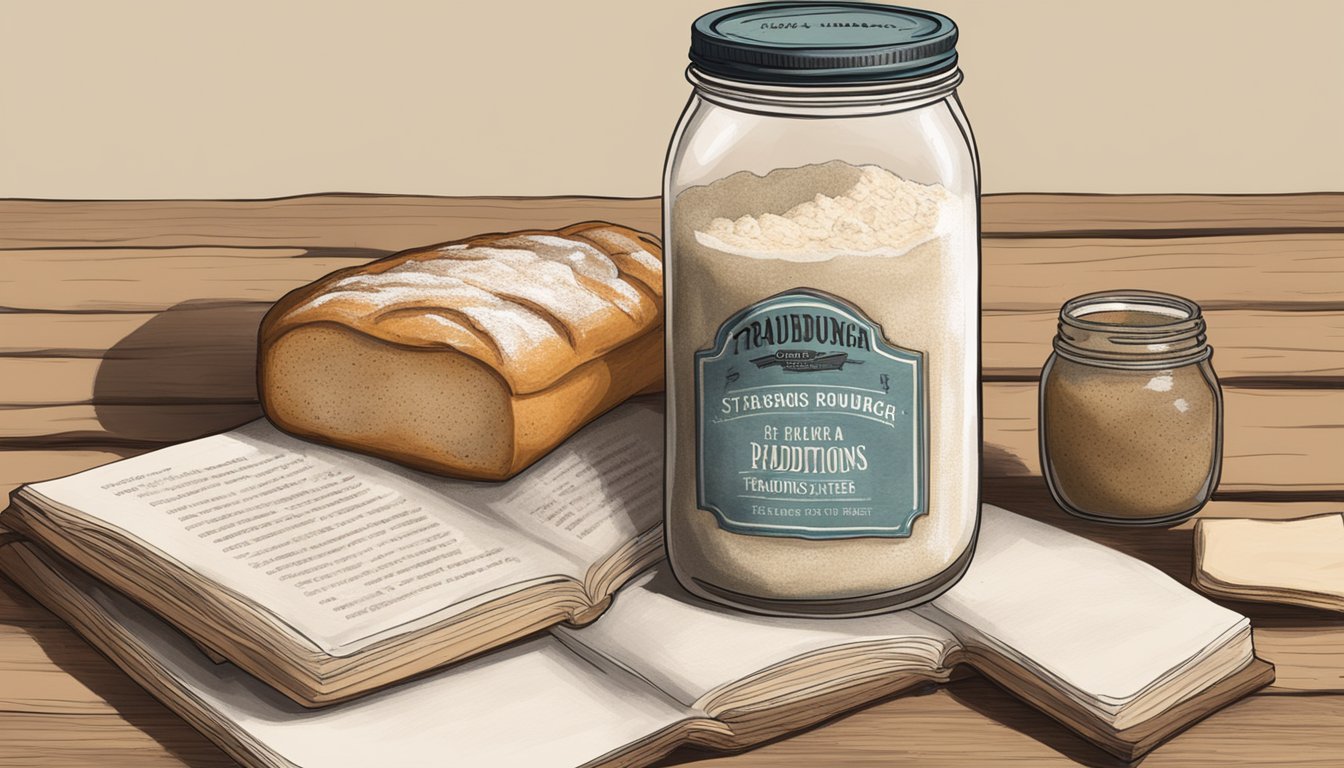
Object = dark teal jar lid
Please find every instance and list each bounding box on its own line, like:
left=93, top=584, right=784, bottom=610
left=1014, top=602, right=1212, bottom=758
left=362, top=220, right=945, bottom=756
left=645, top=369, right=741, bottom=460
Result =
left=691, top=2, right=958, bottom=84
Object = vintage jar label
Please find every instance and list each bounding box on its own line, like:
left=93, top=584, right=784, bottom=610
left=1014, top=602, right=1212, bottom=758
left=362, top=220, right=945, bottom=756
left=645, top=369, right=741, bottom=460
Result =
left=695, top=288, right=927, bottom=539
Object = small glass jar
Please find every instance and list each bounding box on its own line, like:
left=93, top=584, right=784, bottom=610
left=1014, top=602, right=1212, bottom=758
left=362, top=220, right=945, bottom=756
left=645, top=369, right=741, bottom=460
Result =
left=1040, top=291, right=1223, bottom=526
left=664, top=3, right=980, bottom=615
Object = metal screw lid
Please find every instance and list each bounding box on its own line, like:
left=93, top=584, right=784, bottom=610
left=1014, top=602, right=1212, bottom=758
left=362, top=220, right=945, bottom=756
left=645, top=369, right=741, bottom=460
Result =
left=691, top=2, right=959, bottom=84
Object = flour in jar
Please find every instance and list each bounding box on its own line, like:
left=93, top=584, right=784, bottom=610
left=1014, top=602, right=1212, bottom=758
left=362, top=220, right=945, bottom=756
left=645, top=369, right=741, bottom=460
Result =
left=695, top=164, right=954, bottom=260
left=666, top=160, right=980, bottom=615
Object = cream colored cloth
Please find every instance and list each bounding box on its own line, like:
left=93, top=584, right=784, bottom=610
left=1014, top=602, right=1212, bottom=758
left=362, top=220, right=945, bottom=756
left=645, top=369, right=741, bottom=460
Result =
left=1194, top=514, right=1344, bottom=612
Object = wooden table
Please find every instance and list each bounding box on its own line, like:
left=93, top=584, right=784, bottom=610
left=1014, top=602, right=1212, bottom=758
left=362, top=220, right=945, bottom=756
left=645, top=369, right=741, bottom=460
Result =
left=1, top=193, right=1341, bottom=765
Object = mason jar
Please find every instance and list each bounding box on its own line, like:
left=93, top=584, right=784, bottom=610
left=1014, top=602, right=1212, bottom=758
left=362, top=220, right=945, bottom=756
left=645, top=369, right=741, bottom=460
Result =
left=1041, top=290, right=1223, bottom=526
left=663, top=2, right=980, bottom=616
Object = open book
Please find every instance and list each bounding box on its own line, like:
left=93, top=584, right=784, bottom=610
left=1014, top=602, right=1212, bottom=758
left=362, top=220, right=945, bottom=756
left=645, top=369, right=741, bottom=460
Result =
left=0, top=506, right=1272, bottom=766
left=2, top=400, right=663, bottom=706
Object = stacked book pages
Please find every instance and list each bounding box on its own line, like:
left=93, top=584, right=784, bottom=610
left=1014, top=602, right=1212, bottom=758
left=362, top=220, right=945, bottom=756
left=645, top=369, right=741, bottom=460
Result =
left=2, top=400, right=1273, bottom=767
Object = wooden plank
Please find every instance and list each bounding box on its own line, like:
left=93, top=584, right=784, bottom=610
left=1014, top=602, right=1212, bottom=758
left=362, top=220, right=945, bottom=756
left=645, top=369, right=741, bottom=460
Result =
left=982, top=233, right=1344, bottom=311
left=1, top=194, right=1342, bottom=252
left=0, top=356, right=259, bottom=407
left=0, top=236, right=1337, bottom=420
left=665, top=677, right=1344, bottom=766
left=1, top=359, right=112, bottom=406
left=4, top=234, right=1342, bottom=313
left=984, top=308, right=1344, bottom=383
left=0, top=312, right=160, bottom=357
left=0, top=575, right=60, bottom=626
left=0, top=713, right=232, bottom=767
left=0, top=196, right=661, bottom=251
left=983, top=384, right=1343, bottom=496
left=981, top=193, right=1344, bottom=237
left=1200, top=388, right=1343, bottom=497
left=0, top=448, right=146, bottom=499
left=0, top=303, right=268, bottom=409
left=0, top=625, right=132, bottom=715
left=1253, top=627, right=1344, bottom=694
left=0, top=304, right=269, bottom=424
left=1177, top=499, right=1343, bottom=522
left=3, top=386, right=1336, bottom=494
left=0, top=404, right=263, bottom=446
left=0, top=247, right=372, bottom=312
left=4, top=307, right=1338, bottom=412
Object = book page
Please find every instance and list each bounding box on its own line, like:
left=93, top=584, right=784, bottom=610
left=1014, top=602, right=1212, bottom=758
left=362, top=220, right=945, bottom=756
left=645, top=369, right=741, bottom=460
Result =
left=24, top=546, right=688, bottom=768
left=915, top=505, right=1250, bottom=713
left=23, top=420, right=586, bottom=657
left=447, top=401, right=664, bottom=565
left=554, top=568, right=956, bottom=708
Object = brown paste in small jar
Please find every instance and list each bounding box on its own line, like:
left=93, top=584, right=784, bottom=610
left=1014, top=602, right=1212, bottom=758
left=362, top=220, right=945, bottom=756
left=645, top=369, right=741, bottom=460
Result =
left=1040, top=292, right=1223, bottom=525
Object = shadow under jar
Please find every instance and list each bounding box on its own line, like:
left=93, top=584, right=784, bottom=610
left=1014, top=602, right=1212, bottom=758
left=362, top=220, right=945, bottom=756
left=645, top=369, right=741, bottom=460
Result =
left=1040, top=291, right=1223, bottom=526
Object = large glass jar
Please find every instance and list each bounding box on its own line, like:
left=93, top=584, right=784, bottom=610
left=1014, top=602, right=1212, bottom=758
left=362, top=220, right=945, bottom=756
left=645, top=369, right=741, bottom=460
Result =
left=1040, top=291, right=1223, bottom=526
left=663, top=3, right=980, bottom=616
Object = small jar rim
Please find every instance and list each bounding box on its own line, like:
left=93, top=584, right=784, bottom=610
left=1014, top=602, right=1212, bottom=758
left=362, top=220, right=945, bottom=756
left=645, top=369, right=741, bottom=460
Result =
left=1053, top=290, right=1211, bottom=370
left=1061, top=290, right=1202, bottom=331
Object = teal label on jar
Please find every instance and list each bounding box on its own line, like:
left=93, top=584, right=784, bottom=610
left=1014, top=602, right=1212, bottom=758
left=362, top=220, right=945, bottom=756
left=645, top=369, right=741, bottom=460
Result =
left=695, top=289, right=927, bottom=540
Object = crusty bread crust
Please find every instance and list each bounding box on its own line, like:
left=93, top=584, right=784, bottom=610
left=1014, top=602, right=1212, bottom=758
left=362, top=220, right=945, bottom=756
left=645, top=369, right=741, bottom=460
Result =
left=258, top=222, right=663, bottom=480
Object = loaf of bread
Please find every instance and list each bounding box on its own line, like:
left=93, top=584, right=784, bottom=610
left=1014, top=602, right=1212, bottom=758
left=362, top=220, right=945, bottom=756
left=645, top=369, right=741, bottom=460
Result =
left=258, top=222, right=663, bottom=480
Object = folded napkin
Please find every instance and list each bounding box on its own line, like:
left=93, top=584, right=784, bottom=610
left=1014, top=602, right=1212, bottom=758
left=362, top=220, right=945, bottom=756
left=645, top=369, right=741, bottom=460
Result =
left=1194, top=513, right=1344, bottom=612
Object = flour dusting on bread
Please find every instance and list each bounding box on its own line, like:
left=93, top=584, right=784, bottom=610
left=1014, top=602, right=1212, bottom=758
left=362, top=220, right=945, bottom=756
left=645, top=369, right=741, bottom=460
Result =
left=274, top=224, right=663, bottom=393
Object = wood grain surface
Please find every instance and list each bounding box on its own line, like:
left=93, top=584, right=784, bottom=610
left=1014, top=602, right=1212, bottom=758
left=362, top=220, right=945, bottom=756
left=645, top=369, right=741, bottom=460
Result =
left=1, top=192, right=1341, bottom=767
left=3, top=386, right=1338, bottom=493
left=2, top=193, right=1341, bottom=250
left=6, top=297, right=1341, bottom=388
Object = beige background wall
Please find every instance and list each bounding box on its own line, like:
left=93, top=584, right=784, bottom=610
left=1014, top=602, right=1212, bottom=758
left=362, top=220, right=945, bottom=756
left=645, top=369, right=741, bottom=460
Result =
left=1, top=0, right=1340, bottom=199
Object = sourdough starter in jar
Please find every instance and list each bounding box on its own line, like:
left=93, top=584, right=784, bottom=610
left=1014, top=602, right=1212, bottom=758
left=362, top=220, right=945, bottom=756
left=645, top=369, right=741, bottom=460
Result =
left=664, top=3, right=980, bottom=617
left=1041, top=292, right=1223, bottom=525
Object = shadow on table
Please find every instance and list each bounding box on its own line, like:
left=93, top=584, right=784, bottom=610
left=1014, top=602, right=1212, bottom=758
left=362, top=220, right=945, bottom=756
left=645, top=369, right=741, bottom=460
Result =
left=0, top=579, right=234, bottom=767
left=93, top=299, right=267, bottom=444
